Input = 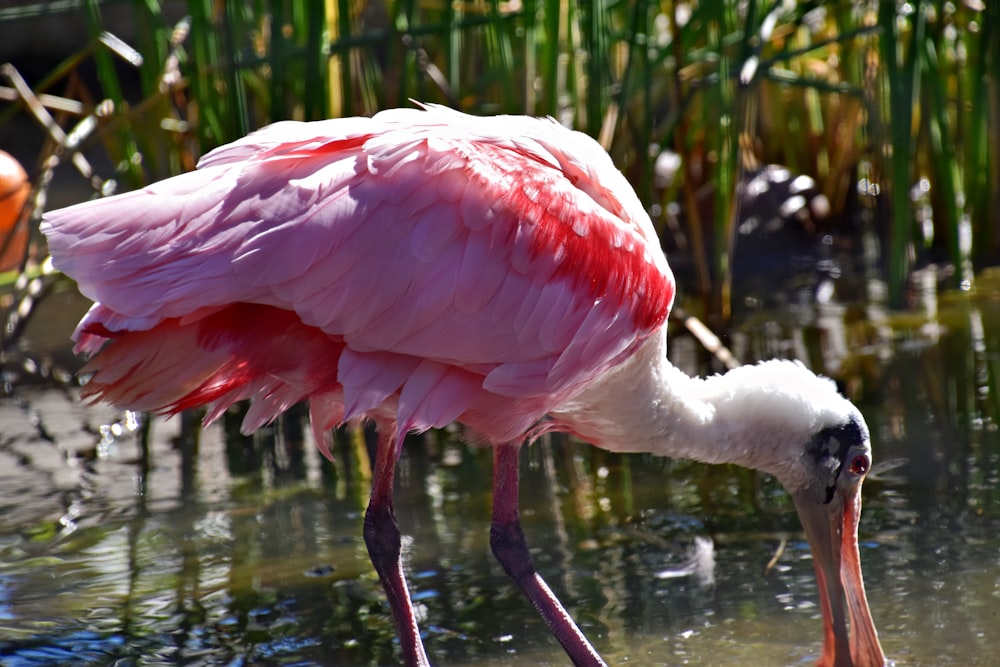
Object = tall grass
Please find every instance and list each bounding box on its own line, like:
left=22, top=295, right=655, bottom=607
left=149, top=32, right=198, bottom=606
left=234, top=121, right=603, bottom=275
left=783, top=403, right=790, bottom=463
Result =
left=1, top=0, right=996, bottom=311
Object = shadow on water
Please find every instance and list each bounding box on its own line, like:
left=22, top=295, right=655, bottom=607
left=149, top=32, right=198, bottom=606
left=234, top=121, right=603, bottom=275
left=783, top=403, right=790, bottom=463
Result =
left=1, top=265, right=999, bottom=666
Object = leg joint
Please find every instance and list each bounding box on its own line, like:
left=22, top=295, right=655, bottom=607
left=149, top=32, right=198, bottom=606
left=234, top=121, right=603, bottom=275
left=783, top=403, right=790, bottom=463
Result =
left=490, top=518, right=535, bottom=580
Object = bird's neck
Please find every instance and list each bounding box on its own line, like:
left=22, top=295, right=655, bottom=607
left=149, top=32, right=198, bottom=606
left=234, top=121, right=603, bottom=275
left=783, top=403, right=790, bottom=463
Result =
left=552, top=332, right=800, bottom=477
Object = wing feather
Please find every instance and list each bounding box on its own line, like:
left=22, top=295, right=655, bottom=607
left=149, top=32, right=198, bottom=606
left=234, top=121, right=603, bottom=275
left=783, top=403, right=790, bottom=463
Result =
left=454, top=235, right=505, bottom=314
left=339, top=348, right=419, bottom=421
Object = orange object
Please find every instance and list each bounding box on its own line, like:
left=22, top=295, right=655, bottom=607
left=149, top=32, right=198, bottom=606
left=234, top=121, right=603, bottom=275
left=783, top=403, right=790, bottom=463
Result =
left=0, top=149, right=29, bottom=272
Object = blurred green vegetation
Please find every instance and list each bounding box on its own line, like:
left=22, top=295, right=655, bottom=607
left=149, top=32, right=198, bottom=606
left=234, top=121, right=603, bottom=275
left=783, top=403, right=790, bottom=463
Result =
left=0, top=0, right=996, bottom=311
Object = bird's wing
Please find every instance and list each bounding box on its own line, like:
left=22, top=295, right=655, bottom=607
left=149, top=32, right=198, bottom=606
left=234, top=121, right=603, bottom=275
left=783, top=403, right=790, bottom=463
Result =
left=43, top=107, right=674, bottom=437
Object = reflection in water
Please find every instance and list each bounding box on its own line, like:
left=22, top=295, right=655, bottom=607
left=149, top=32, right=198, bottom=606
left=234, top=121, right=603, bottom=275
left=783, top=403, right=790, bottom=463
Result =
left=1, top=275, right=1000, bottom=666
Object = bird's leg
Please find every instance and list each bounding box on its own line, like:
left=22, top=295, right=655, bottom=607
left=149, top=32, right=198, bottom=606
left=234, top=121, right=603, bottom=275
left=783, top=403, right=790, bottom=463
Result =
left=490, top=442, right=608, bottom=667
left=363, top=426, right=431, bottom=667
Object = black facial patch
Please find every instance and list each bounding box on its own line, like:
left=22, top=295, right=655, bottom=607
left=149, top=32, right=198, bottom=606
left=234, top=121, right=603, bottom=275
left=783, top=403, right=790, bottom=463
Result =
left=806, top=414, right=867, bottom=504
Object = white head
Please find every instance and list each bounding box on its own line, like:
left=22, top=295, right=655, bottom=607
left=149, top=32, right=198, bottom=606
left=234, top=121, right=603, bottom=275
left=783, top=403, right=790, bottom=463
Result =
left=704, top=360, right=868, bottom=488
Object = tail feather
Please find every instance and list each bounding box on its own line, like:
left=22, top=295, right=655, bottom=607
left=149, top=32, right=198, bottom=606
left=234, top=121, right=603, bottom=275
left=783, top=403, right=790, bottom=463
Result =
left=79, top=304, right=345, bottom=429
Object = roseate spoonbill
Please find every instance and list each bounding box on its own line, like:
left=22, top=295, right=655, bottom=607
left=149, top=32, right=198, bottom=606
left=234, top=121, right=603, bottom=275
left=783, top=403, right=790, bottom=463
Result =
left=41, top=104, right=885, bottom=667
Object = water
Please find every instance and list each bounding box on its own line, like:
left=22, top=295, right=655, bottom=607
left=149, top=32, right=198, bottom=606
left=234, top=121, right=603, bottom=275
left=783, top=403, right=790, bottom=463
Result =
left=1, top=270, right=999, bottom=666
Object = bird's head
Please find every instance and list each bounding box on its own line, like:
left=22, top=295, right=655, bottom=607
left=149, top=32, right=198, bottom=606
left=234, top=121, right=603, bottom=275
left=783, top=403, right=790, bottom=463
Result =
left=704, top=360, right=885, bottom=666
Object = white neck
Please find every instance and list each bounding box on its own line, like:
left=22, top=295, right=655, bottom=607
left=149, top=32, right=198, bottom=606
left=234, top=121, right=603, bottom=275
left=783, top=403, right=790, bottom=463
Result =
left=551, top=331, right=858, bottom=490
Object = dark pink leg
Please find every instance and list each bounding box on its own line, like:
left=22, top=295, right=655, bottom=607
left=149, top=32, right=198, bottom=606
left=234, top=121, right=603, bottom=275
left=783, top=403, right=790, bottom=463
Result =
left=490, top=443, right=608, bottom=667
left=363, top=427, right=430, bottom=667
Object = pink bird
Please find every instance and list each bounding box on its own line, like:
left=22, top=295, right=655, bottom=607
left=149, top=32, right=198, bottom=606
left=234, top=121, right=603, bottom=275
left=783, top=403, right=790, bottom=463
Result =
left=42, top=104, right=886, bottom=667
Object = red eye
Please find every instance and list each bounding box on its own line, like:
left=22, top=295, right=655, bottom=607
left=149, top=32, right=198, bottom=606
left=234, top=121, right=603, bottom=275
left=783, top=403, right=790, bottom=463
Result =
left=850, top=454, right=870, bottom=476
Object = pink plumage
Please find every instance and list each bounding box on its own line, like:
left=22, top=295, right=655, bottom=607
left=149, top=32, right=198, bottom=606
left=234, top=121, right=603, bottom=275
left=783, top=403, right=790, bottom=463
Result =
left=43, top=105, right=674, bottom=454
